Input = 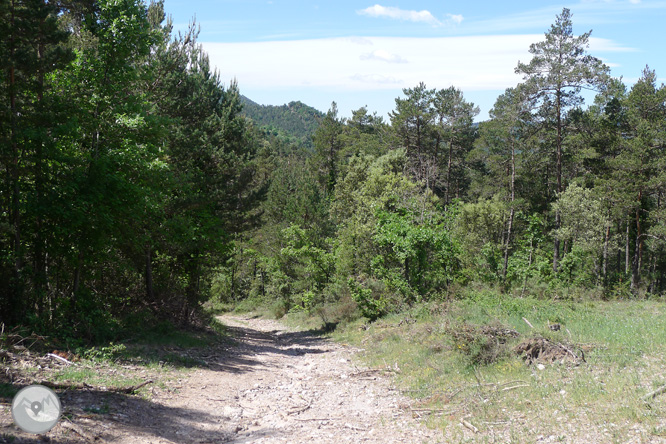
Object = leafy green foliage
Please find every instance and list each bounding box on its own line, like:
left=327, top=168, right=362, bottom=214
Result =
left=0, top=0, right=260, bottom=339
left=348, top=277, right=388, bottom=321
left=3, top=2, right=666, bottom=338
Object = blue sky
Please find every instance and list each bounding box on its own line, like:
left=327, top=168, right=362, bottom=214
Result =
left=163, top=0, right=666, bottom=121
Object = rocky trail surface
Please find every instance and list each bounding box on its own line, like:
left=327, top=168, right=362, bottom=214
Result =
left=1, top=315, right=442, bottom=443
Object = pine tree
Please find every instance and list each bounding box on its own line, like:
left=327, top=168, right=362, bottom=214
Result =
left=516, top=7, right=610, bottom=272
left=0, top=0, right=72, bottom=323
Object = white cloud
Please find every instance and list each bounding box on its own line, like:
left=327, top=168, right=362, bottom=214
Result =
left=446, top=14, right=464, bottom=25
left=357, top=5, right=442, bottom=26
left=203, top=36, right=532, bottom=93
left=351, top=73, right=403, bottom=84
left=202, top=35, right=632, bottom=95
left=360, top=49, right=408, bottom=64
left=347, top=36, right=373, bottom=46
left=589, top=37, right=637, bottom=52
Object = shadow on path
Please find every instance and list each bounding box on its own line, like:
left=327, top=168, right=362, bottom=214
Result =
left=210, top=318, right=332, bottom=373
left=1, top=315, right=337, bottom=444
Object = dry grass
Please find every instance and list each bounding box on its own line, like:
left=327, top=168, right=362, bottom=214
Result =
left=333, top=294, right=666, bottom=443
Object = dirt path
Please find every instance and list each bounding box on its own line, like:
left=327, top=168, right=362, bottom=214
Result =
left=2, top=315, right=442, bottom=443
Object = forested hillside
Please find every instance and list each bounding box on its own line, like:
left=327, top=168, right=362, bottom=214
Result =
left=220, top=8, right=666, bottom=321
left=240, top=96, right=324, bottom=149
left=0, top=0, right=263, bottom=340
left=1, top=2, right=665, bottom=344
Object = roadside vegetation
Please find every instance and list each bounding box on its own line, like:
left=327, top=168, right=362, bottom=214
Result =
left=2, top=1, right=666, bottom=441
left=326, top=291, right=666, bottom=442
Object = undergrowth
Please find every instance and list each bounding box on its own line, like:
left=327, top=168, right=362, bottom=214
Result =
left=332, top=289, right=666, bottom=442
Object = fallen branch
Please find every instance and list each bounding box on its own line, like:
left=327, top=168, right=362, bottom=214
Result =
left=522, top=317, right=534, bottom=329
left=293, top=417, right=336, bottom=422
left=46, top=353, right=76, bottom=366
left=501, top=384, right=530, bottom=392
left=462, top=418, right=479, bottom=433
left=350, top=369, right=383, bottom=377
left=644, top=385, right=666, bottom=401
left=497, top=380, right=528, bottom=388
left=115, top=379, right=154, bottom=394
left=287, top=401, right=312, bottom=416
left=60, top=421, right=95, bottom=441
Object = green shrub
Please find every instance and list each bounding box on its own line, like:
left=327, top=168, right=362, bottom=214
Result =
left=79, top=343, right=127, bottom=362
left=348, top=277, right=389, bottom=321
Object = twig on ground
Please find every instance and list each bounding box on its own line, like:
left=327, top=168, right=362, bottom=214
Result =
left=60, top=420, right=95, bottom=440
left=116, top=379, right=154, bottom=394
left=39, top=379, right=153, bottom=394
left=351, top=368, right=399, bottom=377
left=497, top=380, right=527, bottom=388
left=350, top=369, right=382, bottom=377
left=293, top=417, right=336, bottom=422
left=37, top=380, right=91, bottom=390
left=501, top=384, right=530, bottom=392
left=462, top=418, right=479, bottom=433
left=46, top=353, right=76, bottom=366
left=644, top=384, right=666, bottom=401
left=287, top=400, right=312, bottom=415
left=522, top=317, right=534, bottom=329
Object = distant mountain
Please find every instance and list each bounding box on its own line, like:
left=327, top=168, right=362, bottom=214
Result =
left=240, top=96, right=324, bottom=149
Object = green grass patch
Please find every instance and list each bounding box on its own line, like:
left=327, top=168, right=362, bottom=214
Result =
left=52, top=366, right=146, bottom=389
left=127, top=321, right=219, bottom=348
left=333, top=293, right=666, bottom=442
left=70, top=317, right=232, bottom=369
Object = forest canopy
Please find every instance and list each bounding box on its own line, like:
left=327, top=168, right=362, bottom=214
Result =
left=1, top=3, right=665, bottom=341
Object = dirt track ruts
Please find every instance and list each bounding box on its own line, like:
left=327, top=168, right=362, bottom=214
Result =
left=120, top=314, right=441, bottom=443
left=1, top=315, right=442, bottom=443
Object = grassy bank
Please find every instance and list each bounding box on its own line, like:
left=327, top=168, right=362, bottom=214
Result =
left=0, top=317, right=230, bottom=401
left=323, top=292, right=666, bottom=442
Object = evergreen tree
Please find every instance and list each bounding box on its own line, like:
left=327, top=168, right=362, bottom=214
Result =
left=0, top=0, right=72, bottom=323
left=470, top=85, right=535, bottom=279
left=389, top=82, right=437, bottom=186
left=432, top=86, right=479, bottom=203
left=516, top=7, right=610, bottom=272
left=313, top=102, right=343, bottom=194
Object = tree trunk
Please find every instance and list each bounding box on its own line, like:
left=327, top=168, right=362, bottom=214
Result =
left=602, top=224, right=610, bottom=285
left=503, top=139, right=516, bottom=281
left=553, top=87, right=563, bottom=273
left=630, top=191, right=643, bottom=294
left=8, top=0, right=24, bottom=321
left=446, top=141, right=453, bottom=205
left=145, top=245, right=154, bottom=302
left=625, top=220, right=630, bottom=275
left=648, top=255, right=657, bottom=294
left=503, top=208, right=514, bottom=281
left=184, top=256, right=201, bottom=324
left=72, top=250, right=84, bottom=305
left=521, top=239, right=534, bottom=297
left=616, top=221, right=621, bottom=276
left=34, top=23, right=47, bottom=317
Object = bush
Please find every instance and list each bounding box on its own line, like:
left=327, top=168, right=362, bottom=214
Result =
left=348, top=277, right=390, bottom=321
left=79, top=343, right=127, bottom=362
